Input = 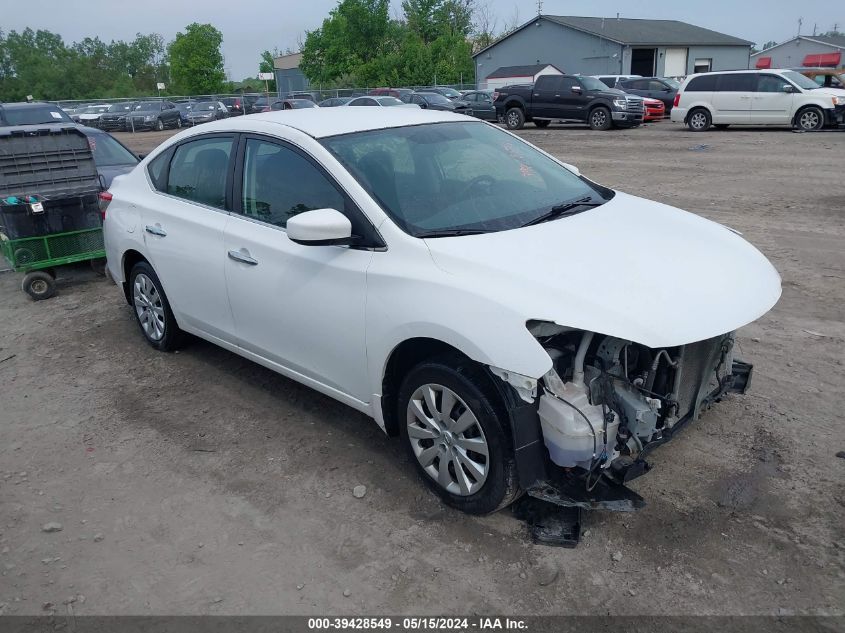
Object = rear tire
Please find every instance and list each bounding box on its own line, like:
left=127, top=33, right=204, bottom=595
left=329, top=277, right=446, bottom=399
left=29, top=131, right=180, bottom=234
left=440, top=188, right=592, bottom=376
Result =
left=795, top=106, right=824, bottom=131
left=398, top=357, right=520, bottom=515
left=588, top=106, right=612, bottom=131
left=687, top=108, right=711, bottom=131
left=128, top=261, right=184, bottom=351
left=505, top=107, right=525, bottom=130
left=534, top=119, right=550, bottom=128
left=22, top=271, right=56, bottom=301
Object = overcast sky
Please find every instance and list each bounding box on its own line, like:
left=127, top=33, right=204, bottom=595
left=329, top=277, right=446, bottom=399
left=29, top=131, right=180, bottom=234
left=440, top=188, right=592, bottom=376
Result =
left=4, top=0, right=842, bottom=80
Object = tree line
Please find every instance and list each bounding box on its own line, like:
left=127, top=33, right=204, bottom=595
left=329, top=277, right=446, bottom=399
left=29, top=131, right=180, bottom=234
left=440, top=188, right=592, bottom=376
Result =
left=299, top=0, right=502, bottom=88
left=0, top=23, right=226, bottom=102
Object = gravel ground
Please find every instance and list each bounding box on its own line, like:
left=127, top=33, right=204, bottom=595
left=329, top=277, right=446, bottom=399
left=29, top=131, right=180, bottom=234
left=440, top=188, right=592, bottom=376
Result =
left=0, top=120, right=843, bottom=616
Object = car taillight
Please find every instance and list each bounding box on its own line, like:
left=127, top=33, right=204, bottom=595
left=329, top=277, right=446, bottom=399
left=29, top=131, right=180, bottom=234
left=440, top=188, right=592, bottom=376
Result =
left=673, top=92, right=681, bottom=108
left=98, top=191, right=113, bottom=218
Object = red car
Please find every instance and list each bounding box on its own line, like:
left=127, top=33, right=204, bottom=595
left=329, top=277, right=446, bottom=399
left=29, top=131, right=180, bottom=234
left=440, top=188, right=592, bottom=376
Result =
left=642, top=97, right=665, bottom=121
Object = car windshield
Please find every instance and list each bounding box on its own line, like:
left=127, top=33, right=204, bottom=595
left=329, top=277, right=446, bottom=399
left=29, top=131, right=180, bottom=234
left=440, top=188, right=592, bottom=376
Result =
left=782, top=71, right=821, bottom=90
left=376, top=97, right=404, bottom=106
left=193, top=103, right=217, bottom=111
left=87, top=132, right=138, bottom=167
left=439, top=88, right=461, bottom=98
left=134, top=101, right=160, bottom=111
left=421, top=93, right=451, bottom=105
left=3, top=106, right=72, bottom=125
left=580, top=76, right=610, bottom=91
left=663, top=78, right=681, bottom=89
left=291, top=100, right=317, bottom=108
left=108, top=103, right=134, bottom=112
left=321, top=121, right=610, bottom=236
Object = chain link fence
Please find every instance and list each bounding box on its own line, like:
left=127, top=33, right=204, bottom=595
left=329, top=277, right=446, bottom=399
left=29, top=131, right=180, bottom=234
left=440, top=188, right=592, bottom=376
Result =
left=51, top=83, right=480, bottom=109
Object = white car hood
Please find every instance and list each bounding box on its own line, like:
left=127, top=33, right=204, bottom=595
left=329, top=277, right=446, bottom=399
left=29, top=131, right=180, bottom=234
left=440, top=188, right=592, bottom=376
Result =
left=424, top=192, right=781, bottom=349
left=812, top=87, right=845, bottom=97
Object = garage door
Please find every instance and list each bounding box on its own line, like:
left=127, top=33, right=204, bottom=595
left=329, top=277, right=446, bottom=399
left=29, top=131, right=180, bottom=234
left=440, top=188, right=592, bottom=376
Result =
left=664, top=48, right=688, bottom=77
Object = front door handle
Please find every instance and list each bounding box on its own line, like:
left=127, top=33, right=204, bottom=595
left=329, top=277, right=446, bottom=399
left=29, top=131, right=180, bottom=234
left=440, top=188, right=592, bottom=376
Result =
left=228, top=249, right=258, bottom=266
left=145, top=224, right=167, bottom=237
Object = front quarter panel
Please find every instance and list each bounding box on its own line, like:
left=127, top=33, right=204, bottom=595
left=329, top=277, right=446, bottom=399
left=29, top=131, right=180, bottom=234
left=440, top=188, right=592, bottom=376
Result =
left=365, top=239, right=553, bottom=405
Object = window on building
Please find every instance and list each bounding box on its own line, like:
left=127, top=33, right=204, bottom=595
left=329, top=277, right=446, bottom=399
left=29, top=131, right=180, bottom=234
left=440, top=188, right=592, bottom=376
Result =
left=693, top=58, right=712, bottom=74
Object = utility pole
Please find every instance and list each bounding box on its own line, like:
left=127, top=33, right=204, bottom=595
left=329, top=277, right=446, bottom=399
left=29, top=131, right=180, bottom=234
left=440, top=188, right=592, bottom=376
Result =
left=536, top=0, right=542, bottom=16
left=797, top=17, right=803, bottom=36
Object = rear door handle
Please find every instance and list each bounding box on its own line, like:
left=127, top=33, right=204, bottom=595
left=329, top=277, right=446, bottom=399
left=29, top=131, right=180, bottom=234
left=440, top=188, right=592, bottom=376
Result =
left=144, top=224, right=167, bottom=237
left=227, top=249, right=258, bottom=266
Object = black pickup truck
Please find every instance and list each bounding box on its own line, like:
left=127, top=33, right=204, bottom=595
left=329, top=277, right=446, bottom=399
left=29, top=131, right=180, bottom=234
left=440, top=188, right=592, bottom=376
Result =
left=494, top=74, right=644, bottom=130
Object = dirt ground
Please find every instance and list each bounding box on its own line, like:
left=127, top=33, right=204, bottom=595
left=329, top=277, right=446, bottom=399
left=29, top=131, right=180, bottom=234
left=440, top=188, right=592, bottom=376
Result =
left=0, top=120, right=843, bottom=617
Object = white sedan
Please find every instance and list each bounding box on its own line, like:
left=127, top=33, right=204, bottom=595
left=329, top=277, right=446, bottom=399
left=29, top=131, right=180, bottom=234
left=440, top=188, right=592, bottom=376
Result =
left=103, top=109, right=780, bottom=515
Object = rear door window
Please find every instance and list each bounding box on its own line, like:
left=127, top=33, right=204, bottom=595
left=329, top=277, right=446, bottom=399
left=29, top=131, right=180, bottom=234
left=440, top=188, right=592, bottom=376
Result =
left=166, top=136, right=234, bottom=209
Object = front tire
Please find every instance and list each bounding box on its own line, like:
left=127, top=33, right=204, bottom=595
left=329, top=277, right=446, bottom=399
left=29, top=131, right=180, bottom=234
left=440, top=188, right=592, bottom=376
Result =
left=155, top=118, right=164, bottom=131
left=588, top=106, right=612, bottom=130
left=505, top=107, right=525, bottom=130
left=687, top=108, right=711, bottom=131
left=398, top=357, right=519, bottom=515
left=128, top=261, right=184, bottom=351
left=795, top=106, right=824, bottom=131
left=175, top=117, right=182, bottom=129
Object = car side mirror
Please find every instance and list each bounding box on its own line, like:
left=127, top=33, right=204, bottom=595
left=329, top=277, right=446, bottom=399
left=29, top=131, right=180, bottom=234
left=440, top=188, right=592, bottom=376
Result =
left=137, top=153, right=146, bottom=160
left=561, top=162, right=581, bottom=177
left=782, top=84, right=796, bottom=93
left=287, top=208, right=353, bottom=246
left=571, top=86, right=582, bottom=94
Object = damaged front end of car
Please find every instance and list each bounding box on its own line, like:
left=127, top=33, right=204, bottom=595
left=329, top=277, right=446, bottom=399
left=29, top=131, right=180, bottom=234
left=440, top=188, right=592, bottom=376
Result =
left=491, top=322, right=753, bottom=517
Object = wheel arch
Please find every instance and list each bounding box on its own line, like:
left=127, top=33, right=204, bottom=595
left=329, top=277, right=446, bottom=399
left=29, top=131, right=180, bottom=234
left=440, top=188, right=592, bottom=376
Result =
left=503, top=99, right=525, bottom=113
left=684, top=104, right=713, bottom=124
left=379, top=337, right=515, bottom=438
left=121, top=249, right=149, bottom=305
left=792, top=103, right=825, bottom=126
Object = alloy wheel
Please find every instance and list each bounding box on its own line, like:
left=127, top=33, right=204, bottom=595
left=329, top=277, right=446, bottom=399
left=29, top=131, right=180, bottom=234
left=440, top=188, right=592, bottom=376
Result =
left=591, top=110, right=608, bottom=127
left=690, top=112, right=707, bottom=130
left=133, top=273, right=166, bottom=341
left=799, top=110, right=820, bottom=130
left=406, top=383, right=489, bottom=496
left=507, top=111, right=520, bottom=127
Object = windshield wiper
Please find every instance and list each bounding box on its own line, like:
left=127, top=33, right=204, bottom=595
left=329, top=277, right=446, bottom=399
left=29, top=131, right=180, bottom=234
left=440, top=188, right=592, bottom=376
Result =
left=416, top=229, right=488, bottom=238
left=521, top=197, right=604, bottom=227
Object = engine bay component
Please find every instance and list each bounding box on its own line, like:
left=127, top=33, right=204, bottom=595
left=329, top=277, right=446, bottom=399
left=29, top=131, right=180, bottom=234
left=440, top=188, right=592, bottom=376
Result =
left=529, top=323, right=747, bottom=487
left=538, top=381, right=617, bottom=469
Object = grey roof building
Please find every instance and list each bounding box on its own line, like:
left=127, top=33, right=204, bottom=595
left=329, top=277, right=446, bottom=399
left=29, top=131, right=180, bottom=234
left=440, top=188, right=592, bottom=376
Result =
left=473, top=15, right=753, bottom=85
left=750, top=35, right=844, bottom=69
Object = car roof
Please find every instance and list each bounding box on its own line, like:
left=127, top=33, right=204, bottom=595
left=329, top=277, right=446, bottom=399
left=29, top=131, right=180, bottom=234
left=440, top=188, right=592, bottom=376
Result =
left=182, top=108, right=470, bottom=139
left=0, top=101, right=60, bottom=110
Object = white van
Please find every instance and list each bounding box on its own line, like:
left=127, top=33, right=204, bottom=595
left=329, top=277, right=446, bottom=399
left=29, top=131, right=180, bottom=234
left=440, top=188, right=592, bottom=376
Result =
left=670, top=69, right=845, bottom=131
